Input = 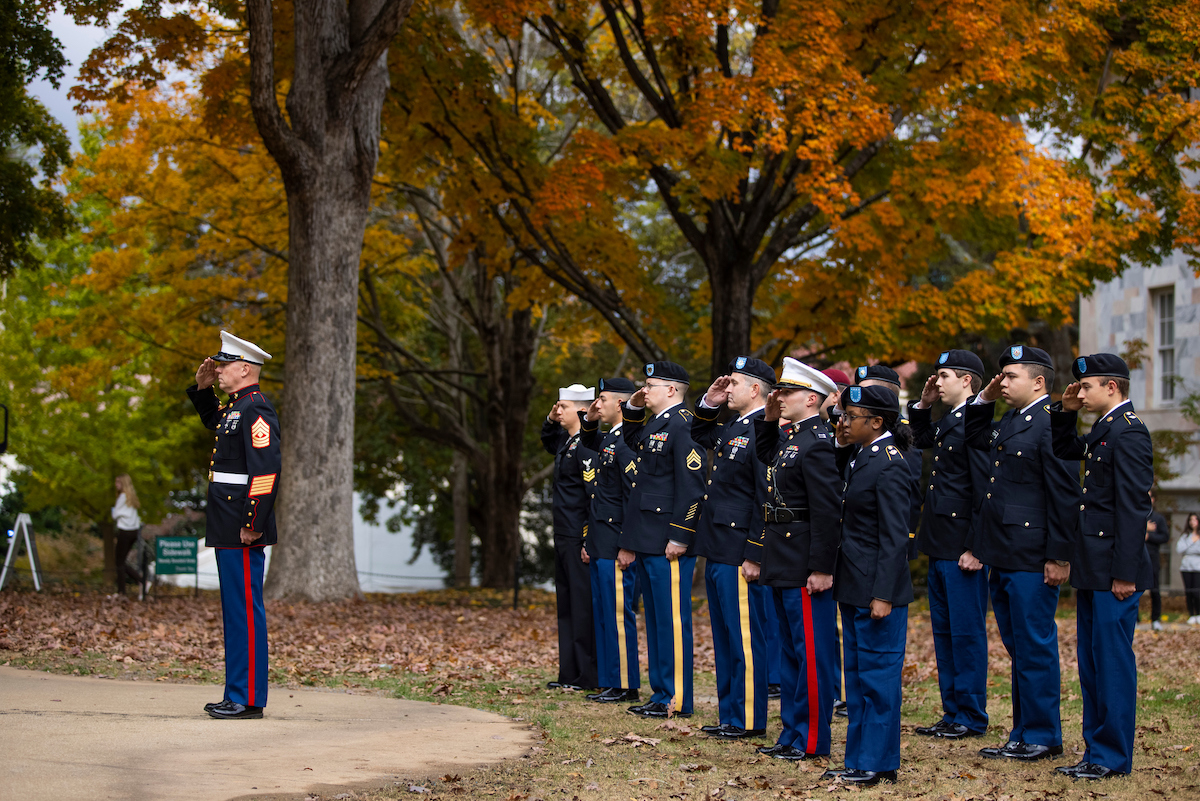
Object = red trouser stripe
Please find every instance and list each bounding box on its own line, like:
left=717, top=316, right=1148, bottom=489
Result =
left=801, top=588, right=819, bottom=755
left=244, top=548, right=255, bottom=706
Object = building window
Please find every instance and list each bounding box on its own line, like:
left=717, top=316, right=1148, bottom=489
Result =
left=1155, top=287, right=1176, bottom=403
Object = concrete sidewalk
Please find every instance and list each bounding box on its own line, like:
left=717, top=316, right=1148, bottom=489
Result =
left=0, top=667, right=535, bottom=801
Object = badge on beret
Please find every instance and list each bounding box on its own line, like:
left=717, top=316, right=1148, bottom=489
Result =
left=857, top=366, right=867, bottom=380
left=1011, top=345, right=1023, bottom=359
left=645, top=364, right=654, bottom=377
left=1077, top=357, right=1087, bottom=373
left=736, top=356, right=747, bottom=370
left=850, top=387, right=862, bottom=403
left=939, top=352, right=949, bottom=364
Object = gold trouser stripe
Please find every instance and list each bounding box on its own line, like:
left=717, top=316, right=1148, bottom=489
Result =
left=836, top=604, right=846, bottom=702
left=614, top=562, right=630, bottom=689
left=670, top=559, right=684, bottom=714
left=737, top=571, right=755, bottom=727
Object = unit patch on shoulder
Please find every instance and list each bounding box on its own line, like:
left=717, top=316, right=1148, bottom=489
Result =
left=251, top=416, right=271, bottom=449
left=686, top=449, right=703, bottom=471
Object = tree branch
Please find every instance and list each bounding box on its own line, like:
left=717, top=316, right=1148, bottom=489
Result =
left=328, top=0, right=417, bottom=99
left=245, top=0, right=301, bottom=168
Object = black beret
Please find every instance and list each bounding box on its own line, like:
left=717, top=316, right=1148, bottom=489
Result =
left=998, top=344, right=1053, bottom=369
left=1072, top=353, right=1130, bottom=381
left=854, top=364, right=901, bottom=387
left=598, top=377, right=636, bottom=394
left=840, top=385, right=899, bottom=415
left=935, top=349, right=985, bottom=376
left=644, top=361, right=690, bottom=384
left=727, top=356, right=776, bottom=386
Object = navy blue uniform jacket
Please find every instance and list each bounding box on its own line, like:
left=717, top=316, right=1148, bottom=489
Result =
left=964, top=398, right=1080, bottom=572
left=541, top=419, right=596, bottom=539
left=187, top=383, right=281, bottom=548
left=752, top=416, right=842, bottom=588
left=579, top=416, right=636, bottom=560
left=834, top=436, right=915, bottom=608
left=690, top=402, right=769, bottom=566
left=619, top=402, right=706, bottom=553
left=1049, top=402, right=1154, bottom=591
left=908, top=399, right=991, bottom=561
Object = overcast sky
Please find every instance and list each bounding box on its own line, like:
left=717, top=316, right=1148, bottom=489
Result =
left=27, top=10, right=113, bottom=149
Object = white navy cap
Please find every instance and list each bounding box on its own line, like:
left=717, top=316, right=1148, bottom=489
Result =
left=776, top=357, right=838, bottom=397
left=213, top=331, right=272, bottom=365
left=558, top=384, right=596, bottom=402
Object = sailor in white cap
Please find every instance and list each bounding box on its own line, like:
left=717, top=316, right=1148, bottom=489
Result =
left=540, top=383, right=599, bottom=690
left=187, top=331, right=280, bottom=720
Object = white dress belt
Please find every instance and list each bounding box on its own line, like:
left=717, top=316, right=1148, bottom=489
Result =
left=210, top=471, right=249, bottom=485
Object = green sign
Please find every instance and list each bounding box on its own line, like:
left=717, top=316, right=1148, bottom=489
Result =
left=156, top=536, right=198, bottom=575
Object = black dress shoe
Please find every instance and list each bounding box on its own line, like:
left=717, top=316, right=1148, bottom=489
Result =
left=1002, top=742, right=1063, bottom=761
left=757, top=743, right=785, bottom=756
left=833, top=769, right=896, bottom=786
left=936, top=723, right=985, bottom=740
left=589, top=687, right=639, bottom=703
left=915, top=719, right=955, bottom=736
left=203, top=700, right=226, bottom=713
left=546, top=681, right=564, bottom=689
left=628, top=702, right=677, bottom=718
left=585, top=688, right=610, bottom=700
left=980, top=740, right=1020, bottom=758
left=1055, top=760, right=1088, bottom=776
left=771, top=745, right=808, bottom=760
left=705, top=724, right=766, bottom=739
left=1071, top=762, right=1119, bottom=780
left=207, top=701, right=263, bottom=720
left=767, top=684, right=781, bottom=699
left=833, top=700, right=848, bottom=718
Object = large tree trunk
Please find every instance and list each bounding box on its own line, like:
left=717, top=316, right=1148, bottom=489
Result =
left=707, top=258, right=759, bottom=379
left=247, top=0, right=414, bottom=601
left=452, top=451, right=471, bottom=587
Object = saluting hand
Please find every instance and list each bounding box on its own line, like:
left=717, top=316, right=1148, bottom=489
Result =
left=548, top=402, right=562, bottom=423
left=195, top=358, right=217, bottom=389
left=979, top=374, right=1004, bottom=403
left=705, top=376, right=732, bottom=407
left=764, top=390, right=783, bottom=422
left=585, top=398, right=602, bottom=422
left=918, top=375, right=939, bottom=408
left=1060, top=382, right=1084, bottom=412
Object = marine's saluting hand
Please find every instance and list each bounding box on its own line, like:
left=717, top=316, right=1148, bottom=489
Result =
left=195, top=358, right=217, bottom=390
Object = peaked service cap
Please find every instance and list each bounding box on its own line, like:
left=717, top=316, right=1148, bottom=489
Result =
left=776, top=357, right=838, bottom=396
left=727, top=356, right=776, bottom=385
left=559, top=384, right=596, bottom=402
left=998, top=344, right=1053, bottom=369
left=1072, top=353, right=1130, bottom=381
left=840, top=384, right=900, bottom=415
left=213, top=331, right=271, bottom=365
left=936, top=349, right=986, bottom=377
left=854, top=364, right=901, bottom=387
left=644, top=361, right=690, bottom=384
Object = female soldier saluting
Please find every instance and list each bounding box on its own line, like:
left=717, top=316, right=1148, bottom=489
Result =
left=823, top=385, right=915, bottom=786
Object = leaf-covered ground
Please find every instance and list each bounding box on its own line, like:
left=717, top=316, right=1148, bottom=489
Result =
left=2, top=588, right=1199, bottom=801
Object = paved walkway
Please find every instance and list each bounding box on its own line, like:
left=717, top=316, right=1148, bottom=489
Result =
left=0, top=667, right=535, bottom=801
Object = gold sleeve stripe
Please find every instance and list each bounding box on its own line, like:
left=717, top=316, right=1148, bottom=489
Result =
left=248, top=474, right=277, bottom=497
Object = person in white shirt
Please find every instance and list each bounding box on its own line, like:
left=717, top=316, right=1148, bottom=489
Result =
left=111, top=474, right=143, bottom=596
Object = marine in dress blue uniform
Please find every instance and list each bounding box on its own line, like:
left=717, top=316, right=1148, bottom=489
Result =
left=908, top=350, right=991, bottom=739
left=187, top=331, right=280, bottom=720
left=578, top=377, right=641, bottom=704
left=541, top=384, right=599, bottom=690
left=1049, top=354, right=1153, bottom=781
left=620, top=362, right=706, bottom=718
left=964, top=345, right=1080, bottom=762
left=749, top=359, right=842, bottom=761
left=691, top=357, right=777, bottom=739
left=822, top=385, right=914, bottom=787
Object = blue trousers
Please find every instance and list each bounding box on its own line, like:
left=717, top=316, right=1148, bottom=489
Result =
left=636, top=553, right=696, bottom=714
left=928, top=558, right=989, bottom=733
left=758, top=583, right=782, bottom=685
left=1077, top=588, right=1141, bottom=773
left=775, top=586, right=838, bottom=754
left=591, top=558, right=641, bottom=689
left=841, top=603, right=908, bottom=772
left=989, top=568, right=1062, bottom=746
left=215, top=546, right=268, bottom=707
left=706, top=562, right=767, bottom=730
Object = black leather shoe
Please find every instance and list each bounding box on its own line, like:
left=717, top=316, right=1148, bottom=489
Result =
left=705, top=724, right=765, bottom=739
left=834, top=769, right=896, bottom=786
left=980, top=741, right=1020, bottom=758
left=833, top=700, right=848, bottom=718
left=589, top=687, right=639, bottom=703
left=915, top=719, right=955, bottom=736
left=546, top=681, right=564, bottom=689
left=1055, top=760, right=1088, bottom=776
left=207, top=701, right=263, bottom=720
left=203, top=700, right=226, bottom=713
left=757, top=743, right=785, bottom=756
left=1002, top=742, right=1063, bottom=761
left=628, top=702, right=686, bottom=718
left=771, top=745, right=808, bottom=760
left=559, top=683, right=587, bottom=691
left=1071, top=762, right=1119, bottom=780
left=767, top=684, right=781, bottom=699
left=936, top=723, right=985, bottom=739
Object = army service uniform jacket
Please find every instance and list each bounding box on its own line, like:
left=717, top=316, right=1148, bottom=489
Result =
left=619, top=401, right=706, bottom=554
left=541, top=419, right=597, bottom=540
left=963, top=397, right=1080, bottom=572
left=1049, top=401, right=1154, bottom=591
left=187, top=383, right=281, bottom=548
left=690, top=402, right=769, bottom=567
left=834, top=434, right=915, bottom=608
left=908, top=399, right=991, bottom=561
left=752, top=415, right=842, bottom=588
left=579, top=416, right=636, bottom=560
